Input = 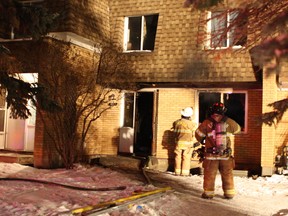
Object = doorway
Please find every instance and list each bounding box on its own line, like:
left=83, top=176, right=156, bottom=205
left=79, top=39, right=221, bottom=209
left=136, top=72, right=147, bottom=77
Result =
left=0, top=73, right=37, bottom=151
left=134, top=92, right=153, bottom=156
left=119, top=92, right=154, bottom=157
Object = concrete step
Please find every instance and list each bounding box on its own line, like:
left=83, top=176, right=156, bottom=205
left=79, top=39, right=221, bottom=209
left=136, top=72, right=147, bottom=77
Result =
left=0, top=152, right=33, bottom=165
left=98, top=155, right=144, bottom=170
left=96, top=156, right=249, bottom=177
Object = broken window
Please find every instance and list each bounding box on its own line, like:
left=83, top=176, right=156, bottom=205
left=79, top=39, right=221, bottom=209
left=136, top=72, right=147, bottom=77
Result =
left=124, top=14, right=159, bottom=51
left=199, top=91, right=247, bottom=132
left=208, top=10, right=247, bottom=48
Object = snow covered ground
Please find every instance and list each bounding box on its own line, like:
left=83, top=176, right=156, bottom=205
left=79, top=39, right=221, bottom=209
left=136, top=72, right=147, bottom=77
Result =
left=0, top=162, right=287, bottom=216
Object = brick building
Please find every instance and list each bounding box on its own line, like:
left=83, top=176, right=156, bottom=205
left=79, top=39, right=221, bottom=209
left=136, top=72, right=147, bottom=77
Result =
left=0, top=0, right=287, bottom=176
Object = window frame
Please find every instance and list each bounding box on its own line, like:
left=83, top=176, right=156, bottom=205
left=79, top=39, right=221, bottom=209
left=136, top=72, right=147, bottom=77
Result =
left=206, top=10, right=245, bottom=50
left=123, top=14, right=159, bottom=52
left=197, top=90, right=248, bottom=133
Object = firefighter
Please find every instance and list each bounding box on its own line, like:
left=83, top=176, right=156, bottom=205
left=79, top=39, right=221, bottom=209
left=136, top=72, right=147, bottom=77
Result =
left=195, top=102, right=241, bottom=199
left=173, top=107, right=197, bottom=176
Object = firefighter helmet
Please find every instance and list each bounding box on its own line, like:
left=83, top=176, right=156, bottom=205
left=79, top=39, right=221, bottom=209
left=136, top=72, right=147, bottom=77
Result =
left=210, top=102, right=227, bottom=115
left=181, top=107, right=193, bottom=117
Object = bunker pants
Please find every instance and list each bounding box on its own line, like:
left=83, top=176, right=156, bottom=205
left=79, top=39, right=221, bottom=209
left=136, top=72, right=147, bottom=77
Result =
left=202, top=157, right=235, bottom=198
left=174, top=148, right=193, bottom=176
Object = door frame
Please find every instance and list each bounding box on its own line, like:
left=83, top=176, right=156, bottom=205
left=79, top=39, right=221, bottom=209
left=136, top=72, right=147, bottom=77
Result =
left=119, top=89, right=158, bottom=156
left=1, top=73, right=37, bottom=151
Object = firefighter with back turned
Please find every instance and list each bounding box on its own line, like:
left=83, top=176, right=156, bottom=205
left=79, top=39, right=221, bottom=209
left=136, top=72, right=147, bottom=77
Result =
left=172, top=107, right=197, bottom=177
left=195, top=102, right=241, bottom=199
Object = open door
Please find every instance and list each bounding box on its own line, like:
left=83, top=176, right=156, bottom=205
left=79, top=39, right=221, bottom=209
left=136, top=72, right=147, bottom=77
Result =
left=119, top=91, right=156, bottom=157
left=4, top=73, right=37, bottom=151
left=119, top=93, right=135, bottom=154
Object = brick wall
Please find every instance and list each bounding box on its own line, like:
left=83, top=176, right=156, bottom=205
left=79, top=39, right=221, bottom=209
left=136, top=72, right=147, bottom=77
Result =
left=34, top=111, right=62, bottom=169
left=98, top=104, right=120, bottom=155
left=156, top=88, right=196, bottom=160
left=275, top=59, right=288, bottom=154
left=48, top=0, right=110, bottom=43
left=109, top=0, right=256, bottom=83
left=261, top=69, right=277, bottom=175
left=154, top=88, right=263, bottom=171
left=34, top=112, right=47, bottom=168
left=234, top=89, right=262, bottom=172
left=261, top=59, right=288, bottom=175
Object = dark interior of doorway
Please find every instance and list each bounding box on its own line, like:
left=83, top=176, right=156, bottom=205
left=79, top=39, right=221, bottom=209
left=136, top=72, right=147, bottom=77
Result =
left=199, top=92, right=220, bottom=123
left=134, top=92, right=153, bottom=157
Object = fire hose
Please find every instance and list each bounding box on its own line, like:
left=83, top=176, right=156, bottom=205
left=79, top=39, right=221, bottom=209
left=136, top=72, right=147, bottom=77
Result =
left=70, top=186, right=173, bottom=215
left=0, top=177, right=126, bottom=191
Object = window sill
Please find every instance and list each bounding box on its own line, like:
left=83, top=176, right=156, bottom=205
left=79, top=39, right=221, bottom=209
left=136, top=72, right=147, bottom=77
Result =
left=204, top=45, right=245, bottom=51
left=123, top=50, right=153, bottom=53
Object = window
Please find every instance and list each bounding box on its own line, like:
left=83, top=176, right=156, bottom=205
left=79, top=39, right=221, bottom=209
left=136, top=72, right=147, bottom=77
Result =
left=208, top=10, right=247, bottom=48
left=198, top=91, right=247, bottom=132
left=124, top=14, right=159, bottom=51
left=0, top=0, right=45, bottom=39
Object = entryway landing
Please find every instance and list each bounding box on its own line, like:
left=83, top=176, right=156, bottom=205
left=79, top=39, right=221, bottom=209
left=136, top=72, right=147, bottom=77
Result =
left=0, top=150, right=33, bottom=165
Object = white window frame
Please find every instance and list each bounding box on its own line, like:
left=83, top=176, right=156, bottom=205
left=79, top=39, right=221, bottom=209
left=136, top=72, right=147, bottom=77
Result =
left=123, top=14, right=158, bottom=52
left=206, top=11, right=243, bottom=50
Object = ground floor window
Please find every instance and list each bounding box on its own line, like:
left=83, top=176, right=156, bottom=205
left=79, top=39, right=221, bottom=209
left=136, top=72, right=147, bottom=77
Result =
left=198, top=91, right=247, bottom=132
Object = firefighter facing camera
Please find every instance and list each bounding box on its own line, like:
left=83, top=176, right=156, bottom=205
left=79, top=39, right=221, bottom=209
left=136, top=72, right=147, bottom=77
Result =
left=172, top=107, right=197, bottom=177
left=195, top=102, right=241, bottom=199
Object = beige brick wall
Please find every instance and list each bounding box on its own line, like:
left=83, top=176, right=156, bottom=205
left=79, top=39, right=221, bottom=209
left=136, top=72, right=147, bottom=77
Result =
left=83, top=93, right=121, bottom=157
left=98, top=105, right=120, bottom=155
left=156, top=88, right=196, bottom=159
left=261, top=65, right=288, bottom=175
left=155, top=88, right=263, bottom=171
left=48, top=0, right=110, bottom=43
left=276, top=59, right=288, bottom=155
left=261, top=97, right=276, bottom=173
left=109, top=0, right=255, bottom=83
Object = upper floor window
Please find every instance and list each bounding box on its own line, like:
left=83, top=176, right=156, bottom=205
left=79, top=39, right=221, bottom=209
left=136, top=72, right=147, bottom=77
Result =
left=207, top=10, right=247, bottom=49
left=0, top=0, right=51, bottom=40
left=124, top=14, right=159, bottom=52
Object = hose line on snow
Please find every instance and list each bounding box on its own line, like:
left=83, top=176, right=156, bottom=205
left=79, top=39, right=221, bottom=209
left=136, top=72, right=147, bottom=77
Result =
left=71, top=186, right=173, bottom=215
left=0, top=177, right=126, bottom=191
